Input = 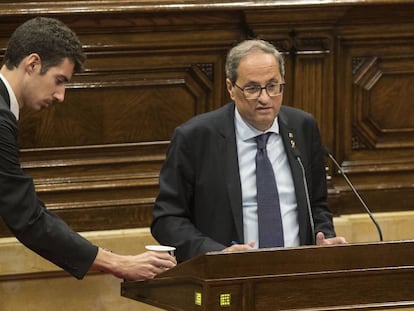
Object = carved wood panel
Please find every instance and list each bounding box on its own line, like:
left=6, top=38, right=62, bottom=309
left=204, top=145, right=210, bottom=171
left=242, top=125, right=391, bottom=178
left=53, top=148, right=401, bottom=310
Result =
left=1, top=1, right=414, bottom=236
left=333, top=8, right=414, bottom=214
left=0, top=8, right=241, bottom=236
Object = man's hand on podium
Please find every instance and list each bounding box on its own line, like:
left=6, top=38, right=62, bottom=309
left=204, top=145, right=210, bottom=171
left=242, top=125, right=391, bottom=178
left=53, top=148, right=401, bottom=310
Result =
left=223, top=241, right=256, bottom=252
left=316, top=232, right=348, bottom=245
left=221, top=233, right=347, bottom=253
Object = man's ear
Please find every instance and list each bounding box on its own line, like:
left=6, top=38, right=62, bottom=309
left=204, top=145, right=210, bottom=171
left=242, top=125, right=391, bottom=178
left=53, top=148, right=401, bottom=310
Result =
left=24, top=53, right=41, bottom=73
left=226, top=78, right=236, bottom=100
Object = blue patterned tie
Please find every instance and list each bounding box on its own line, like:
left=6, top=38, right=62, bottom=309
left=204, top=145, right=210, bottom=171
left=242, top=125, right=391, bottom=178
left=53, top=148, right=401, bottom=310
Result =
left=255, top=133, right=284, bottom=248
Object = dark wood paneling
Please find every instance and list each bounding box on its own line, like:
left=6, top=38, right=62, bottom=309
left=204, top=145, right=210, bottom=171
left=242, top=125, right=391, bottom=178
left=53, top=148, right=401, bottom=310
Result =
left=1, top=0, right=414, bottom=237
left=334, top=7, right=414, bottom=214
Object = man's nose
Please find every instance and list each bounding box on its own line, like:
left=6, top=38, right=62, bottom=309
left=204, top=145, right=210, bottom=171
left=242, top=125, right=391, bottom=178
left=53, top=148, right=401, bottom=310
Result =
left=258, top=87, right=271, bottom=102
left=54, top=86, right=66, bottom=102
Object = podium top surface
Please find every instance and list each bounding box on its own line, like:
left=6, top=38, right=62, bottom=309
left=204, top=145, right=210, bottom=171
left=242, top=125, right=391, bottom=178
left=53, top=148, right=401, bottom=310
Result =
left=156, top=240, right=414, bottom=281
left=121, top=240, right=414, bottom=311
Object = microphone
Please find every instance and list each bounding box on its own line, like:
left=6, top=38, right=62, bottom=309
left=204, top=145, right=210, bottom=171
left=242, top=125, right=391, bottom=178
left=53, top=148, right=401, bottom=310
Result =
left=324, top=147, right=383, bottom=242
left=289, top=139, right=315, bottom=245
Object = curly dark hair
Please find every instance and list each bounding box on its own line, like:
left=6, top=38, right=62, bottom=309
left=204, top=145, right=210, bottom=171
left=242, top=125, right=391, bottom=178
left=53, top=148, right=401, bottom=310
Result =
left=3, top=17, right=85, bottom=74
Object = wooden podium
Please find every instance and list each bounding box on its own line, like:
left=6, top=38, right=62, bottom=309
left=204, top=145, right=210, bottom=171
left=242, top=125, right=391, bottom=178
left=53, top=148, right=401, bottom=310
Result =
left=121, top=240, right=414, bottom=310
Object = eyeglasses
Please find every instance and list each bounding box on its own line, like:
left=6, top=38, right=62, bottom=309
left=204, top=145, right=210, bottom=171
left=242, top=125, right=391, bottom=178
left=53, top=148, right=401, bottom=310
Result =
left=234, top=82, right=285, bottom=100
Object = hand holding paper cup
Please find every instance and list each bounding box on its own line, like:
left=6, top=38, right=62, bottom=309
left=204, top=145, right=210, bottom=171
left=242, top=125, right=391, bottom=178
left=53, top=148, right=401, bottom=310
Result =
left=145, top=245, right=176, bottom=257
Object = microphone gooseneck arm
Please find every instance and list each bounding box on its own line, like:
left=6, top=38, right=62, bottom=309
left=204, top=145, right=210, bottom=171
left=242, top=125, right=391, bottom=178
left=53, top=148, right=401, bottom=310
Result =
left=292, top=147, right=316, bottom=245
left=325, top=149, right=383, bottom=242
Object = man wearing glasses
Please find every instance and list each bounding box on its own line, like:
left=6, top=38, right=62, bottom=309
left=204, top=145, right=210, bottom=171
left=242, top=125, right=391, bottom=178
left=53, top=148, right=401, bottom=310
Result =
left=151, top=39, right=346, bottom=263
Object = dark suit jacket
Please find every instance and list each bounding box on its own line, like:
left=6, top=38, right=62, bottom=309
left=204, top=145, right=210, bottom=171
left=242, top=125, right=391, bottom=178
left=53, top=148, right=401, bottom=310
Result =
left=152, top=102, right=336, bottom=263
left=0, top=79, right=97, bottom=279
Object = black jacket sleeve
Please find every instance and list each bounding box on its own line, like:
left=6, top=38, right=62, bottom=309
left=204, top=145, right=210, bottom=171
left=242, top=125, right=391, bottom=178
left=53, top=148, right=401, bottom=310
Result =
left=0, top=98, right=98, bottom=279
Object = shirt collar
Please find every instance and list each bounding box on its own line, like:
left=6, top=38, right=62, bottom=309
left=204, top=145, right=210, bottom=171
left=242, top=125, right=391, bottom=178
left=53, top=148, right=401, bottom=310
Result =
left=234, top=105, right=279, bottom=141
left=0, top=73, right=19, bottom=120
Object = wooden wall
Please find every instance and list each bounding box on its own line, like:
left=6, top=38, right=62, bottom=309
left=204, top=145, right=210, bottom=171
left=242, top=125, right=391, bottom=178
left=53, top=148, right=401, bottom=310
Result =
left=1, top=0, right=414, bottom=239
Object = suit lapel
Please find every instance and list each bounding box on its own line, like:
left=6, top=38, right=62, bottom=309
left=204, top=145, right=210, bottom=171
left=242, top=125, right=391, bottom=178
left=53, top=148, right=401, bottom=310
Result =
left=278, top=109, right=308, bottom=244
left=219, top=103, right=244, bottom=243
left=0, top=78, right=11, bottom=108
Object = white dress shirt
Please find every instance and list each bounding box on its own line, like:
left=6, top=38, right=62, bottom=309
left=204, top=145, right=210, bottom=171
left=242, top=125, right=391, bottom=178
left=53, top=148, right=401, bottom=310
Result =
left=234, top=106, right=300, bottom=248
left=0, top=73, right=19, bottom=120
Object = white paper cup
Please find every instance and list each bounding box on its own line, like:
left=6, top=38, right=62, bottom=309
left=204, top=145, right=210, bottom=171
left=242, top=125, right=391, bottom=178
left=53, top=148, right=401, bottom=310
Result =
left=145, top=245, right=176, bottom=256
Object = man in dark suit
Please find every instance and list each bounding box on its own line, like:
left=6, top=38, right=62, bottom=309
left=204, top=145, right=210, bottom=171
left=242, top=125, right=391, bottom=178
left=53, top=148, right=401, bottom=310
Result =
left=0, top=17, right=175, bottom=280
left=151, top=39, right=346, bottom=263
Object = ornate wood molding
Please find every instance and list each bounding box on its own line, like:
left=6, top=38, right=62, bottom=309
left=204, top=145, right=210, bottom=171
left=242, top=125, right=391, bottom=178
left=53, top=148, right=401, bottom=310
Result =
left=2, top=0, right=414, bottom=236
